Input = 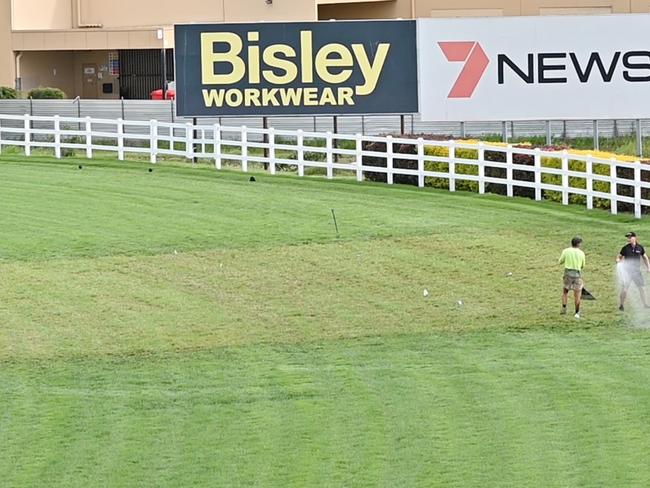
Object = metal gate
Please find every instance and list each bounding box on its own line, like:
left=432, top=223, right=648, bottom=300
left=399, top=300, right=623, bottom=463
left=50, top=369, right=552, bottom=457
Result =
left=118, top=49, right=174, bottom=100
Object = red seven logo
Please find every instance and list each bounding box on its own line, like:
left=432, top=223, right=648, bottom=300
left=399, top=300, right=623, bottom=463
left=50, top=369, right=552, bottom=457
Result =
left=438, top=42, right=490, bottom=98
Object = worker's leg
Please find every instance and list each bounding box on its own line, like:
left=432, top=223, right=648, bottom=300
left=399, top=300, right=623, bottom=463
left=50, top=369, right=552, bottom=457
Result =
left=561, top=288, right=569, bottom=314
left=638, top=286, right=649, bottom=307
left=573, top=288, right=582, bottom=316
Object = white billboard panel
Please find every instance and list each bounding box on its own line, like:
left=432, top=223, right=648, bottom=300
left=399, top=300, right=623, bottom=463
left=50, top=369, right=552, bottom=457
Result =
left=417, top=15, right=650, bottom=121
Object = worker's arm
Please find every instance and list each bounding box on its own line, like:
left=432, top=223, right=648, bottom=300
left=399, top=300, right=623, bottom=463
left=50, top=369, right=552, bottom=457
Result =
left=558, top=250, right=565, bottom=265
left=643, top=254, right=650, bottom=272
left=616, top=254, right=624, bottom=263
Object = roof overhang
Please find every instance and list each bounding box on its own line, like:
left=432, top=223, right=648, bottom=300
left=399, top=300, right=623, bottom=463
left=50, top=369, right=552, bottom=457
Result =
left=12, top=26, right=175, bottom=51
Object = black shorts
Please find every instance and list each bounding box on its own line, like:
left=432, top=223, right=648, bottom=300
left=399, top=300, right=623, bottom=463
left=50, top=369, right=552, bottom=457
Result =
left=621, top=269, right=645, bottom=287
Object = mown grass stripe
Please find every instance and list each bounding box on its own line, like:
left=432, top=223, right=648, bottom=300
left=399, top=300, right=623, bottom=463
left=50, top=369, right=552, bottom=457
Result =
left=2, top=155, right=650, bottom=487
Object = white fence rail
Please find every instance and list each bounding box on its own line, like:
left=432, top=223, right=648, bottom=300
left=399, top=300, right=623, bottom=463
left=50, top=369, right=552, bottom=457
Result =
left=1, top=99, right=648, bottom=144
left=1, top=113, right=649, bottom=218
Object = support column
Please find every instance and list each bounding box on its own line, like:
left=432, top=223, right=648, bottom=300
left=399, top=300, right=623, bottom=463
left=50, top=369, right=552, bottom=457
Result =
left=0, top=0, right=15, bottom=89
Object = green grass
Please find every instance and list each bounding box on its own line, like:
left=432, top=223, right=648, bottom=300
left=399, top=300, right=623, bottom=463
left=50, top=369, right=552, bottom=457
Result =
left=2, top=154, right=650, bottom=487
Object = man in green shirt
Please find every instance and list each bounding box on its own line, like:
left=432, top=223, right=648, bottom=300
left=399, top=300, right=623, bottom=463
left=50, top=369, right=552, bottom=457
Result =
left=559, top=236, right=586, bottom=319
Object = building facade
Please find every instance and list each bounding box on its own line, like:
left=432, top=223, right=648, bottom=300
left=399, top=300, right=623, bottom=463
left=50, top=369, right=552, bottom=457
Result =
left=1, top=0, right=649, bottom=99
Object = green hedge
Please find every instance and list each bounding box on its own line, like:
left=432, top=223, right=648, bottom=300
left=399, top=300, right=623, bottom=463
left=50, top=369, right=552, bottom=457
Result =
left=361, top=134, right=650, bottom=215
left=362, top=134, right=448, bottom=186
left=0, top=86, right=18, bottom=99
left=538, top=155, right=650, bottom=212
left=424, top=145, right=480, bottom=192
left=27, top=87, right=66, bottom=99
left=364, top=137, right=537, bottom=198
left=482, top=146, right=540, bottom=199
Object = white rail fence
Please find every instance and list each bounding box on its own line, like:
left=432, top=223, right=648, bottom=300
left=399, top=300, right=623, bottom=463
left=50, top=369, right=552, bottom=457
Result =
left=1, top=113, right=649, bottom=218
left=1, top=99, right=648, bottom=144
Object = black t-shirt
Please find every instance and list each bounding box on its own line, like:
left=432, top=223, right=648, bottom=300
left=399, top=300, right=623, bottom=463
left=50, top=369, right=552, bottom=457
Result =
left=620, top=243, right=646, bottom=269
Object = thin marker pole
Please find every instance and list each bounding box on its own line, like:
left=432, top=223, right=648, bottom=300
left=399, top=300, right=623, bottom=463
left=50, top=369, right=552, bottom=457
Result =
left=331, top=209, right=340, bottom=237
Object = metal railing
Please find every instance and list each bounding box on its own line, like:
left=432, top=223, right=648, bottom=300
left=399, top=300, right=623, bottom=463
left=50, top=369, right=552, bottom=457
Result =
left=1, top=112, right=649, bottom=218
left=0, top=99, right=648, bottom=151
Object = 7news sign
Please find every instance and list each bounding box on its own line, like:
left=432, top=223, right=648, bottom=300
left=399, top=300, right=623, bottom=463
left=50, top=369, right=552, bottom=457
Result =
left=175, top=20, right=418, bottom=116
left=418, top=15, right=650, bottom=121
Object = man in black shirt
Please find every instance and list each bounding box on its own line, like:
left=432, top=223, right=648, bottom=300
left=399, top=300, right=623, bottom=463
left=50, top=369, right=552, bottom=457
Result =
left=616, top=232, right=650, bottom=311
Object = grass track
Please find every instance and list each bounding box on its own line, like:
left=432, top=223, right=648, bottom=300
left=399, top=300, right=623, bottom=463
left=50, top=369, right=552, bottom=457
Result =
left=2, top=154, right=650, bottom=487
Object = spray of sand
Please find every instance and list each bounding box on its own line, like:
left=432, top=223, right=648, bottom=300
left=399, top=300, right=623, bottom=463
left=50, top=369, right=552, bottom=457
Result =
left=614, top=262, right=650, bottom=329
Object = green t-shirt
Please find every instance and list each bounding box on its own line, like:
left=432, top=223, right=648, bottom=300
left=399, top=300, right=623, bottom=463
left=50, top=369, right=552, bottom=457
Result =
left=559, top=247, right=585, bottom=271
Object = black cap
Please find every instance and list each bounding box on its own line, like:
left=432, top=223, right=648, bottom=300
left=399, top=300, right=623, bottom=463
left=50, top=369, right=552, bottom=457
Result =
left=626, top=232, right=637, bottom=238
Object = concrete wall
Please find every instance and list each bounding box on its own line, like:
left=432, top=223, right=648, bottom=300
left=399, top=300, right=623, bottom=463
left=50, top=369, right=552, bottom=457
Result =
left=77, top=0, right=315, bottom=27
left=19, top=50, right=120, bottom=99
left=319, top=0, right=411, bottom=19
left=12, top=0, right=73, bottom=30
left=9, top=0, right=317, bottom=32
left=19, top=51, right=75, bottom=96
left=72, top=50, right=120, bottom=99
left=224, top=0, right=316, bottom=22
left=417, top=0, right=644, bottom=16
left=78, top=0, right=224, bottom=27
left=0, top=0, right=14, bottom=88
left=631, top=0, right=650, bottom=12
left=319, top=0, right=650, bottom=20
left=13, top=29, right=165, bottom=51
left=8, top=0, right=650, bottom=32
left=417, top=0, right=517, bottom=17
left=522, top=0, right=626, bottom=15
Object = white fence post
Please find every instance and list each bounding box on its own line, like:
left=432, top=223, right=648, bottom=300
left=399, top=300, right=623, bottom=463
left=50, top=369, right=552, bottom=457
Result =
left=506, top=144, right=513, bottom=197
left=184, top=122, right=193, bottom=162
left=269, top=127, right=276, bottom=175
left=478, top=142, right=485, bottom=194
left=117, top=118, right=124, bottom=161
left=241, top=126, right=248, bottom=172
left=448, top=140, right=456, bottom=192
left=297, top=129, right=305, bottom=177
left=85, top=117, right=92, bottom=159
left=213, top=124, right=222, bottom=169
left=326, top=131, right=334, bottom=179
left=634, top=161, right=642, bottom=219
left=54, top=115, right=61, bottom=159
left=561, top=150, right=569, bottom=205
left=534, top=148, right=542, bottom=201
left=417, top=138, right=425, bottom=188
left=150, top=119, right=158, bottom=164
left=386, top=135, right=394, bottom=185
left=356, top=133, right=364, bottom=182
left=610, top=158, right=618, bottom=215
left=6, top=113, right=648, bottom=218
left=586, top=155, right=594, bottom=210
left=24, top=114, right=31, bottom=157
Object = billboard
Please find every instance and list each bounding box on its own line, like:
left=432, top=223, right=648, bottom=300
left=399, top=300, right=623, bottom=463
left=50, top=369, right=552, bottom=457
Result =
left=175, top=20, right=418, bottom=117
left=418, top=15, right=650, bottom=121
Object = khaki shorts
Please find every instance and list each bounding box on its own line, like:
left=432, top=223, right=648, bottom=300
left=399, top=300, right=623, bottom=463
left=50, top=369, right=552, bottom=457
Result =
left=563, top=270, right=584, bottom=291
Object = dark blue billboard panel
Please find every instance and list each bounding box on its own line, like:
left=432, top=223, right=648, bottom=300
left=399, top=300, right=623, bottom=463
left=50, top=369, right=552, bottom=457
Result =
left=175, top=20, right=418, bottom=116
